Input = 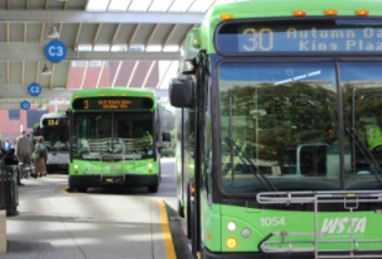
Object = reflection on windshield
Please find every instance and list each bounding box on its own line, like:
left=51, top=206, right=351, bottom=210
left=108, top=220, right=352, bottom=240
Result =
left=73, top=112, right=154, bottom=160
left=43, top=118, right=69, bottom=152
left=220, top=62, right=382, bottom=194
left=342, top=62, right=382, bottom=189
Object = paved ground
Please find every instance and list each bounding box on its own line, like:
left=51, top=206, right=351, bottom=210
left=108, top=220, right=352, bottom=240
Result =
left=3, top=158, right=177, bottom=259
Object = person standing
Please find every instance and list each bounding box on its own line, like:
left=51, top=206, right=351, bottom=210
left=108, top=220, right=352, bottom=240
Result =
left=15, top=131, right=34, bottom=183
left=16, top=131, right=33, bottom=163
left=34, top=136, right=47, bottom=177
left=3, top=139, right=11, bottom=153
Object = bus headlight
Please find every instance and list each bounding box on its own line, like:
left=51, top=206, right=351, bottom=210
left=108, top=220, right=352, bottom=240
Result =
left=226, top=237, right=237, bottom=249
left=147, top=163, right=153, bottom=173
left=227, top=221, right=236, bottom=232
left=74, top=164, right=79, bottom=174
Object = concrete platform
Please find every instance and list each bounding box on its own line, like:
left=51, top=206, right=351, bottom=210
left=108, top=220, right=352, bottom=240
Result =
left=0, top=210, right=6, bottom=253
left=3, top=158, right=177, bottom=259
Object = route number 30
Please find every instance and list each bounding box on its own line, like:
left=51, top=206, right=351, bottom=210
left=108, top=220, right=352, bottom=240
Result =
left=242, top=28, right=274, bottom=52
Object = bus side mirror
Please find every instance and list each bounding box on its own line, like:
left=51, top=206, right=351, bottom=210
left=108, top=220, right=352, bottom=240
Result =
left=169, top=78, right=195, bottom=108
left=162, top=132, right=171, bottom=142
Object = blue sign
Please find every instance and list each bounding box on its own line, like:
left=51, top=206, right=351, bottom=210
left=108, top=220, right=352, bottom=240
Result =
left=27, top=82, right=42, bottom=97
left=20, top=100, right=31, bottom=110
left=44, top=40, right=67, bottom=63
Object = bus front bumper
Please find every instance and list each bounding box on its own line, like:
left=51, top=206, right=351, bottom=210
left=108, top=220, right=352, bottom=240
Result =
left=202, top=247, right=382, bottom=259
left=202, top=247, right=313, bottom=259
left=69, top=174, right=159, bottom=188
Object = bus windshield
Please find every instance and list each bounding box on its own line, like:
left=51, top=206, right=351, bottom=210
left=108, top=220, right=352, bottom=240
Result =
left=43, top=119, right=69, bottom=152
left=219, top=62, right=382, bottom=194
left=72, top=112, right=154, bottom=161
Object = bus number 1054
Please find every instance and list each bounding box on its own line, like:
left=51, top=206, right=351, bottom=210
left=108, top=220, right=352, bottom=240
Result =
left=260, top=217, right=286, bottom=227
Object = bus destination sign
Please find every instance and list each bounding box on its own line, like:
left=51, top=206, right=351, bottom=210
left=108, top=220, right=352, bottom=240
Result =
left=217, top=22, right=382, bottom=54
left=43, top=119, right=60, bottom=127
left=72, top=97, right=153, bottom=111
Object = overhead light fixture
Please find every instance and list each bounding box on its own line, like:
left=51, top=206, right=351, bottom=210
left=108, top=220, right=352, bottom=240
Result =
left=41, top=63, right=52, bottom=76
left=47, top=25, right=60, bottom=39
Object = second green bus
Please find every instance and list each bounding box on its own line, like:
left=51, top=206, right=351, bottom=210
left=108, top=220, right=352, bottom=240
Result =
left=68, top=88, right=165, bottom=193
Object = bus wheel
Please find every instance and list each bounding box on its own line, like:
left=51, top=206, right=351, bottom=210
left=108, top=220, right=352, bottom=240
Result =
left=78, top=187, right=87, bottom=193
left=148, top=185, right=158, bottom=193
left=186, top=183, right=192, bottom=239
left=178, top=200, right=185, bottom=218
left=190, top=190, right=199, bottom=256
left=67, top=185, right=76, bottom=192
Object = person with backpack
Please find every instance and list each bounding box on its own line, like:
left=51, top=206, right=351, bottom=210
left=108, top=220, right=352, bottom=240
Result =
left=16, top=130, right=34, bottom=181
left=34, top=136, right=47, bottom=177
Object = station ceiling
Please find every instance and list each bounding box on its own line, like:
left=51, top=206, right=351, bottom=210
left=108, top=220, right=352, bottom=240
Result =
left=0, top=0, right=242, bottom=107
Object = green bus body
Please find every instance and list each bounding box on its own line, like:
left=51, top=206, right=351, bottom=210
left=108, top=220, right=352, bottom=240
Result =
left=69, top=88, right=161, bottom=193
left=173, top=1, right=382, bottom=258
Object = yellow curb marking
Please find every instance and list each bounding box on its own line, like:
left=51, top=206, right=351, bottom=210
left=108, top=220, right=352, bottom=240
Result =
left=60, top=186, right=70, bottom=195
left=159, top=200, right=177, bottom=259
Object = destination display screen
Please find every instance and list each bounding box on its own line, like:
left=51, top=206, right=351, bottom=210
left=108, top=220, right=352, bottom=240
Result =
left=42, top=119, right=62, bottom=127
left=72, top=97, right=153, bottom=111
left=217, top=20, right=382, bottom=54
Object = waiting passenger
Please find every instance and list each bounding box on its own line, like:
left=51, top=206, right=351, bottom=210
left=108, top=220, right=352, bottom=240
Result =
left=16, top=131, right=33, bottom=165
left=34, top=136, right=47, bottom=177
left=3, top=139, right=11, bottom=152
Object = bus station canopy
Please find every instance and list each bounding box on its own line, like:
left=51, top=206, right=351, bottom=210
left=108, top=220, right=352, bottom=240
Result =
left=0, top=0, right=243, bottom=107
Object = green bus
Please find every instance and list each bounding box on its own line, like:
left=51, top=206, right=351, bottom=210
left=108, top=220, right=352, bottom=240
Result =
left=40, top=111, right=69, bottom=173
left=68, top=88, right=163, bottom=193
left=170, top=0, right=382, bottom=258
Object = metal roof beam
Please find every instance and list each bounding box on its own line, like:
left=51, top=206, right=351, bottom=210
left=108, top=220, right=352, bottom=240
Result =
left=72, top=51, right=180, bottom=61
left=49, top=63, right=56, bottom=89
left=73, top=23, right=83, bottom=47
left=0, top=11, right=204, bottom=24
left=110, top=24, right=122, bottom=46
left=128, top=24, right=141, bottom=47
left=0, top=43, right=180, bottom=60
left=92, top=23, right=103, bottom=48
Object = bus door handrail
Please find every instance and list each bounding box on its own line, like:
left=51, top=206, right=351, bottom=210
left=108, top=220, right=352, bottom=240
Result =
left=257, top=191, right=382, bottom=259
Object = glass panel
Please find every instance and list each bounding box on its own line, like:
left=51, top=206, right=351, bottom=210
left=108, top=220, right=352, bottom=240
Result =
left=73, top=113, right=112, bottom=160
left=341, top=62, right=382, bottom=190
left=219, top=62, right=339, bottom=193
left=115, top=113, right=154, bottom=159
left=72, top=112, right=154, bottom=161
left=43, top=118, right=69, bottom=152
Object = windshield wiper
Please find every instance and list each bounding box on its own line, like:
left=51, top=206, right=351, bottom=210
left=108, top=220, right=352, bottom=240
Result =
left=224, top=137, right=278, bottom=192
left=345, top=127, right=382, bottom=186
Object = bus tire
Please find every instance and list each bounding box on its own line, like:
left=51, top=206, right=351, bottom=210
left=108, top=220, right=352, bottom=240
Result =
left=78, top=187, right=87, bottom=193
left=190, top=189, right=199, bottom=256
left=178, top=199, right=185, bottom=218
left=148, top=184, right=158, bottom=193
left=67, top=186, right=77, bottom=192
